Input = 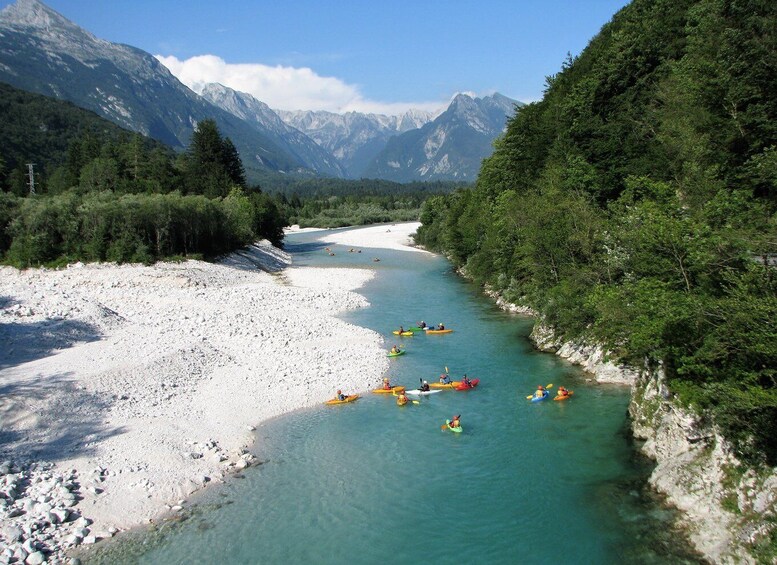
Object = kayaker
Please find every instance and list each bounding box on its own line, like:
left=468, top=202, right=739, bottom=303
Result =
left=438, top=322, right=445, bottom=330
left=461, top=374, right=472, bottom=388
left=557, top=386, right=570, bottom=397
left=390, top=344, right=400, bottom=354
left=418, top=321, right=427, bottom=329
left=397, top=391, right=409, bottom=405
left=336, top=389, right=346, bottom=401
left=439, top=373, right=451, bottom=384
left=398, top=325, right=405, bottom=334
left=420, top=380, right=431, bottom=392
left=382, top=377, right=392, bottom=390
left=450, top=414, right=461, bottom=429
left=534, top=385, right=546, bottom=398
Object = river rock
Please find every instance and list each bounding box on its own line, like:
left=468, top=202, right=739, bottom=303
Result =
left=24, top=551, right=45, bottom=565
left=1, top=525, right=23, bottom=542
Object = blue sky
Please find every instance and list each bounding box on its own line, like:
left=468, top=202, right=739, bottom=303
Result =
left=3, top=0, right=631, bottom=113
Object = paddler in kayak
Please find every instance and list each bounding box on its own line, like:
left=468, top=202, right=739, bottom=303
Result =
left=382, top=377, right=392, bottom=390
left=461, top=374, right=472, bottom=388
left=449, top=415, right=461, bottom=429
left=396, top=390, right=410, bottom=405
left=420, top=380, right=431, bottom=392
left=390, top=344, right=400, bottom=354
left=534, top=385, right=546, bottom=399
left=336, top=389, right=346, bottom=401
left=439, top=373, right=451, bottom=384
left=418, top=321, right=427, bottom=329
left=437, top=322, right=445, bottom=330
left=556, top=386, right=570, bottom=398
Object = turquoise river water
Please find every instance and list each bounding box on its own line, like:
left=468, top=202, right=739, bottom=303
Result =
left=89, top=227, right=703, bottom=564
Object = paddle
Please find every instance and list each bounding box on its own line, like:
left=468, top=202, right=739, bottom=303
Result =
left=525, top=384, right=553, bottom=400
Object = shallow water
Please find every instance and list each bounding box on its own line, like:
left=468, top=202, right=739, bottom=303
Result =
left=88, top=228, right=702, bottom=564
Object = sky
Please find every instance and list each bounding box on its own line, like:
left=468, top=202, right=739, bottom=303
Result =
left=2, top=0, right=631, bottom=114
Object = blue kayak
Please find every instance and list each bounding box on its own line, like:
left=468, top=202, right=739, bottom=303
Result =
left=530, top=391, right=549, bottom=403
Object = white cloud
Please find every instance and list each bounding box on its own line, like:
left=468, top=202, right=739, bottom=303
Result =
left=155, top=54, right=444, bottom=116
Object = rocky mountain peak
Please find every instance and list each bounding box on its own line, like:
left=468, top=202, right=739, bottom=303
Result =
left=1, top=0, right=93, bottom=42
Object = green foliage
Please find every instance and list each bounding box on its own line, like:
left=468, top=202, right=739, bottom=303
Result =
left=183, top=119, right=246, bottom=198
left=0, top=86, right=288, bottom=266
left=417, top=0, right=777, bottom=464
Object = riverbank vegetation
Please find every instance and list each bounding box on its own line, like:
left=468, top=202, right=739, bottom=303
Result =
left=0, top=88, right=287, bottom=266
left=265, top=178, right=465, bottom=228
left=415, top=0, right=777, bottom=467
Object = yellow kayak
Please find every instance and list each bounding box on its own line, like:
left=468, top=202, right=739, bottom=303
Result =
left=429, top=382, right=457, bottom=389
left=392, top=330, right=414, bottom=336
left=372, top=386, right=405, bottom=394
left=325, top=394, right=360, bottom=405
left=425, top=329, right=453, bottom=334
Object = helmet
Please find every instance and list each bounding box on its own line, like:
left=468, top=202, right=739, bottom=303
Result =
left=538, top=385, right=544, bottom=389
left=383, top=377, right=389, bottom=381
left=423, top=380, right=428, bottom=384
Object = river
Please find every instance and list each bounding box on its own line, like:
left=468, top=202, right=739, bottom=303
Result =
left=88, top=227, right=702, bottom=564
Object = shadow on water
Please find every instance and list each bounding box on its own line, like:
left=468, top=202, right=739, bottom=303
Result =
left=584, top=421, right=708, bottom=564
left=0, top=315, right=103, bottom=370
left=0, top=371, right=126, bottom=462
left=281, top=240, right=329, bottom=256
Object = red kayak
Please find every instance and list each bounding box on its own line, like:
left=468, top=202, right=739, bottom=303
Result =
left=455, top=378, right=480, bottom=390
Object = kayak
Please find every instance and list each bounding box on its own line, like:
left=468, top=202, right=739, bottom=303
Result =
left=372, top=386, right=405, bottom=394
left=392, top=331, right=414, bottom=336
left=444, top=419, right=463, bottom=433
left=387, top=350, right=405, bottom=357
left=325, top=394, right=359, bottom=405
left=405, top=389, right=442, bottom=396
left=455, top=378, right=480, bottom=390
left=430, top=382, right=457, bottom=389
left=554, top=391, right=574, bottom=401
left=425, top=329, right=453, bottom=334
left=407, top=326, right=426, bottom=332
left=530, top=391, right=549, bottom=403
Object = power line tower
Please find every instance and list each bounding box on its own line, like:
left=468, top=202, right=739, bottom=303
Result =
left=26, top=163, right=36, bottom=195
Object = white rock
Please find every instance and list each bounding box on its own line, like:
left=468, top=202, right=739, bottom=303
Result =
left=25, top=551, right=45, bottom=565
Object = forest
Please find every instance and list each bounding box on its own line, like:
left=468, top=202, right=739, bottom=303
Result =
left=267, top=178, right=465, bottom=228
left=0, top=105, right=287, bottom=265
left=415, top=0, right=777, bottom=466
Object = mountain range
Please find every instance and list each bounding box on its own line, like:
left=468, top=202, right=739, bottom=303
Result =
left=0, top=0, right=520, bottom=183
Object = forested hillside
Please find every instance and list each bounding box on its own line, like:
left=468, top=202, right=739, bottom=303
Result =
left=0, top=83, right=287, bottom=265
left=415, top=0, right=777, bottom=465
left=265, top=177, right=467, bottom=228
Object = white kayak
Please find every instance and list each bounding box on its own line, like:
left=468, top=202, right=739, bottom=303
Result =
left=405, top=389, right=442, bottom=396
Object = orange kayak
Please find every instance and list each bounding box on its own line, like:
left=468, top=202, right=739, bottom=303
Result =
left=554, top=391, right=574, bottom=401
